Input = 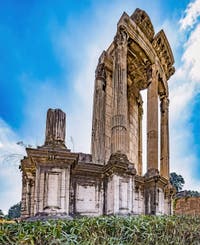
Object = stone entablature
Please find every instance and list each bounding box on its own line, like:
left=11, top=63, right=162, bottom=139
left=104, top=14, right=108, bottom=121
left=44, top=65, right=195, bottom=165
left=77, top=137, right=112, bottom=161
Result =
left=21, top=8, right=175, bottom=219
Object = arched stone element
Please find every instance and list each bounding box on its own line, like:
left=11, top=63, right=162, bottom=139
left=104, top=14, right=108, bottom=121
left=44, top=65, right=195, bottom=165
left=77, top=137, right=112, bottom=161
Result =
left=131, top=8, right=155, bottom=41
left=152, top=30, right=175, bottom=80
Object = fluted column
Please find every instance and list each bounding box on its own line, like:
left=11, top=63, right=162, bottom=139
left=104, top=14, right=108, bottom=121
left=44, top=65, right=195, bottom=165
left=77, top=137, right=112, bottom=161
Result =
left=147, top=64, right=158, bottom=170
left=30, top=179, right=35, bottom=216
left=21, top=176, right=27, bottom=218
left=138, top=101, right=143, bottom=175
left=91, top=58, right=106, bottom=164
left=160, top=96, right=169, bottom=179
left=45, top=108, right=66, bottom=147
left=111, top=27, right=128, bottom=154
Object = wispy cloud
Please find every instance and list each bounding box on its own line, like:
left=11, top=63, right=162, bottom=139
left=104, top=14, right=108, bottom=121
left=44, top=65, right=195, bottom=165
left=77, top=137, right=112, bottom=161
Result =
left=179, top=0, right=200, bottom=30
left=169, top=0, right=200, bottom=190
left=0, top=118, right=25, bottom=213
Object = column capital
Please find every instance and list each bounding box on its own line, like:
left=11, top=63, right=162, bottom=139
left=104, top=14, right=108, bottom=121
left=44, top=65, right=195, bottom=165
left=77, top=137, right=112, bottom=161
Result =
left=146, top=62, right=158, bottom=88
left=114, top=26, right=129, bottom=48
left=95, top=62, right=106, bottom=80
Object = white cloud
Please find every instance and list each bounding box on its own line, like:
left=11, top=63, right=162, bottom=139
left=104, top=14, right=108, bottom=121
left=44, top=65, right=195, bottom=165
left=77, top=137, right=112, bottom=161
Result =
left=0, top=119, right=25, bottom=213
left=179, top=0, right=200, bottom=30
left=182, top=24, right=200, bottom=81
left=168, top=0, right=200, bottom=191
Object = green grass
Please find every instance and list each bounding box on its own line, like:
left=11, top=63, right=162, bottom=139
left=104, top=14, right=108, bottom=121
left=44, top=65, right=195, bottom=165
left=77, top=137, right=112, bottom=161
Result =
left=0, top=215, right=200, bottom=244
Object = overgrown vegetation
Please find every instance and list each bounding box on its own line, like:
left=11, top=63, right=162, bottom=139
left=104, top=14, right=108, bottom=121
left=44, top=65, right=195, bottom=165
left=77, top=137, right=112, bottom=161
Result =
left=7, top=202, right=21, bottom=219
left=170, top=172, right=185, bottom=192
left=0, top=215, right=200, bottom=244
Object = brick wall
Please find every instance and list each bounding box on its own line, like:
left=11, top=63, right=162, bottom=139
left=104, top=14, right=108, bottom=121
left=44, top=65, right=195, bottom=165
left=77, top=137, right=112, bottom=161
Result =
left=174, top=197, right=200, bottom=215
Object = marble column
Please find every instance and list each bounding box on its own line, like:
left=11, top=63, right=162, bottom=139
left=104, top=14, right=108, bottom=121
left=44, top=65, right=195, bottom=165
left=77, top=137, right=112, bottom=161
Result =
left=111, top=27, right=128, bottom=154
left=147, top=64, right=158, bottom=170
left=160, top=96, right=169, bottom=179
left=21, top=176, right=27, bottom=218
left=30, top=179, right=35, bottom=216
left=91, top=58, right=106, bottom=164
left=45, top=108, right=66, bottom=146
left=138, top=102, right=143, bottom=176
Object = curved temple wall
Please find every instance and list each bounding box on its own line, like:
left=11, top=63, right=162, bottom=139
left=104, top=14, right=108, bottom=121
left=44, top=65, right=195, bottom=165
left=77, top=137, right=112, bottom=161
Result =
left=21, top=8, right=175, bottom=220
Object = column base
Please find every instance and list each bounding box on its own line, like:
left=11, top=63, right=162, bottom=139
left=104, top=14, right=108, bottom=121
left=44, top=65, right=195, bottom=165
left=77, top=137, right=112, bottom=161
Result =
left=104, top=152, right=136, bottom=215
left=144, top=169, right=171, bottom=215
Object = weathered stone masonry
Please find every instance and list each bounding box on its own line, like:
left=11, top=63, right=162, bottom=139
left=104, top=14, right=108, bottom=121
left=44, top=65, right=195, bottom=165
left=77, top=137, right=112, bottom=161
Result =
left=21, top=8, right=175, bottom=219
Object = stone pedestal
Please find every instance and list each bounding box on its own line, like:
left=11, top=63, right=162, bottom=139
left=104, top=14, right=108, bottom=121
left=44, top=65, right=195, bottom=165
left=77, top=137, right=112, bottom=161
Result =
left=144, top=169, right=170, bottom=215
left=105, top=152, right=136, bottom=215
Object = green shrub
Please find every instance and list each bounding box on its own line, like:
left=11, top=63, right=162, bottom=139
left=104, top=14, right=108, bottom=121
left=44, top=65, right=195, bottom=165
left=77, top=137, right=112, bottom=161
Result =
left=0, top=215, right=200, bottom=244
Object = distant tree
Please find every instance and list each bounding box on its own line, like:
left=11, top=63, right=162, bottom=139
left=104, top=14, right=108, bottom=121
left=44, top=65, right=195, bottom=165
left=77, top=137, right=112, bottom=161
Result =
left=0, top=209, right=4, bottom=216
left=170, top=172, right=185, bottom=192
left=176, top=190, right=200, bottom=198
left=8, top=202, right=21, bottom=219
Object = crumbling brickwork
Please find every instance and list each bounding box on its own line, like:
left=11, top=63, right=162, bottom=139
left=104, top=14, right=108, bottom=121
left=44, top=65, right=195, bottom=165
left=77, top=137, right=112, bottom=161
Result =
left=174, top=197, right=200, bottom=215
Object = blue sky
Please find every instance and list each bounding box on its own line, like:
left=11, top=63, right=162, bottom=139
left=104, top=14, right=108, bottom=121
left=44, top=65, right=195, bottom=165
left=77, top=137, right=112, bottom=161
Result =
left=1, top=0, right=200, bottom=213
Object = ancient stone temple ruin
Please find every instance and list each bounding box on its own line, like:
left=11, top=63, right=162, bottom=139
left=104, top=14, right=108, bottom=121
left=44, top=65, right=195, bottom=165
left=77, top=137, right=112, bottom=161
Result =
left=21, top=8, right=175, bottom=219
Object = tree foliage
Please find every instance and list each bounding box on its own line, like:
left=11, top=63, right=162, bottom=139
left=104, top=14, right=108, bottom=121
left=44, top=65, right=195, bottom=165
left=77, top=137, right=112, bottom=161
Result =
left=176, top=190, right=200, bottom=198
left=8, top=202, right=21, bottom=219
left=0, top=209, right=4, bottom=216
left=170, top=172, right=185, bottom=192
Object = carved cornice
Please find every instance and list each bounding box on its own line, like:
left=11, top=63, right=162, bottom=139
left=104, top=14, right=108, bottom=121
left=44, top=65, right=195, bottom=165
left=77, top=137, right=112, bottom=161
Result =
left=109, top=10, right=175, bottom=81
left=152, top=30, right=175, bottom=80
left=127, top=50, right=151, bottom=91
left=131, top=8, right=155, bottom=42
left=25, top=147, right=78, bottom=166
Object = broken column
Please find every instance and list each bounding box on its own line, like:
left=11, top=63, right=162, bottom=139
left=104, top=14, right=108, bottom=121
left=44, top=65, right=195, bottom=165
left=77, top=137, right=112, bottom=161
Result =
left=45, top=108, right=66, bottom=147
